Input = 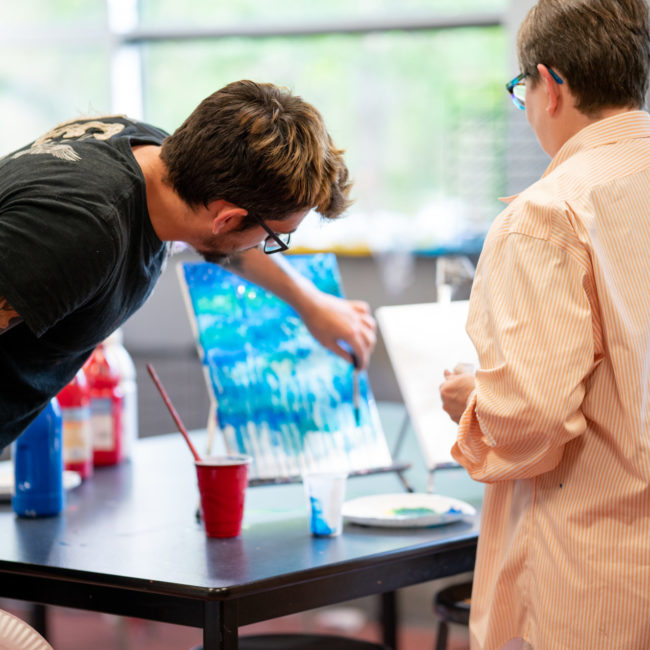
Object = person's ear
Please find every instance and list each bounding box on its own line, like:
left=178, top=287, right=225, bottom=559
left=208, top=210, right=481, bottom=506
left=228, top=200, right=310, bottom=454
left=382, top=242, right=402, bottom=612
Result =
left=537, top=63, right=562, bottom=116
left=206, top=199, right=248, bottom=235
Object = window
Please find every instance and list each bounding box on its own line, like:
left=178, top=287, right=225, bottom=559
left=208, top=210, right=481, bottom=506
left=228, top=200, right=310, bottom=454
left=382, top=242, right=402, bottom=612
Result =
left=0, top=2, right=108, bottom=154
left=1, top=0, right=510, bottom=253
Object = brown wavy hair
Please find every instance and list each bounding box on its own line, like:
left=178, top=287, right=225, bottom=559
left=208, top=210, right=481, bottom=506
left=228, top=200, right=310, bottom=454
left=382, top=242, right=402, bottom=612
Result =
left=517, top=0, right=650, bottom=114
left=160, top=80, right=352, bottom=224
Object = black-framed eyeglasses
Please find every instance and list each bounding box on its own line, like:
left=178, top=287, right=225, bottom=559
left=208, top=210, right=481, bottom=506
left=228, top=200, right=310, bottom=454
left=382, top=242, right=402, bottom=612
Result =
left=248, top=212, right=291, bottom=254
left=505, top=67, right=563, bottom=110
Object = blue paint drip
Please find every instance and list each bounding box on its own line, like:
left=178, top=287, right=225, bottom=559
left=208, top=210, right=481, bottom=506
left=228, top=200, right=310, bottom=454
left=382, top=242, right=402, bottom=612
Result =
left=309, top=496, right=335, bottom=536
left=181, top=254, right=389, bottom=476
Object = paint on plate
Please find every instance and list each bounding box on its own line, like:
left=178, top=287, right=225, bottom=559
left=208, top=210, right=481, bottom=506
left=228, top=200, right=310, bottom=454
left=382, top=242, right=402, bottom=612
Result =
left=390, top=507, right=437, bottom=517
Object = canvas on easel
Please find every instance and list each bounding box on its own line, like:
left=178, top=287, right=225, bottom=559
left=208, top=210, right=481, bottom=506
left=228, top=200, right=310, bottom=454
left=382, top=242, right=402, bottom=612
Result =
left=177, top=254, right=395, bottom=483
left=376, top=300, right=477, bottom=470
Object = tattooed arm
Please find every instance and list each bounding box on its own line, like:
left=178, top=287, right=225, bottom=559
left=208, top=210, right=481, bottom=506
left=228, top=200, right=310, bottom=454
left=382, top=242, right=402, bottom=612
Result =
left=0, top=295, right=22, bottom=334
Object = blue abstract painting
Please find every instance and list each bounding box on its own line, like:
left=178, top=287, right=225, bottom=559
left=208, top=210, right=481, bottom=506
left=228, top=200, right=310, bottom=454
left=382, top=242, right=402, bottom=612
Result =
left=178, top=254, right=392, bottom=481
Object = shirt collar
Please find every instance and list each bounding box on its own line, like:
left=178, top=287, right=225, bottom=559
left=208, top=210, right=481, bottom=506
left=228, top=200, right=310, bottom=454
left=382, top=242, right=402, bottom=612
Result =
left=543, top=109, right=650, bottom=178
left=499, top=110, right=650, bottom=204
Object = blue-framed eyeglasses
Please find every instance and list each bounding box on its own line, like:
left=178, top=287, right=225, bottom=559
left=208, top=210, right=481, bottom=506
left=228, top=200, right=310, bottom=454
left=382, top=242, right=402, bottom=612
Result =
left=505, top=67, right=563, bottom=110
left=247, top=212, right=291, bottom=254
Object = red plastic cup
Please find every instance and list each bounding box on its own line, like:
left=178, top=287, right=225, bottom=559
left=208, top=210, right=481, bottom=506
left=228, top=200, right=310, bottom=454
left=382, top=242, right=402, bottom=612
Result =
left=195, top=455, right=251, bottom=538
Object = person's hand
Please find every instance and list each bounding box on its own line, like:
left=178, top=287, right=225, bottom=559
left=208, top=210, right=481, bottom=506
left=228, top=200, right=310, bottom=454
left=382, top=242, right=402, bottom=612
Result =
left=439, top=369, right=476, bottom=424
left=223, top=249, right=376, bottom=367
left=297, top=290, right=376, bottom=369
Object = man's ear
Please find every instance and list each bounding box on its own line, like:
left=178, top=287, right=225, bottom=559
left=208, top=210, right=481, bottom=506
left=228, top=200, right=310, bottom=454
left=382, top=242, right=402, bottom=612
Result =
left=206, top=199, right=248, bottom=235
left=537, top=63, right=562, bottom=116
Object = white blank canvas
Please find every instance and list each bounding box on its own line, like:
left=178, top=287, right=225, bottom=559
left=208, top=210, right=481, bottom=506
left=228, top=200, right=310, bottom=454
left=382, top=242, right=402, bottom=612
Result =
left=376, top=300, right=477, bottom=469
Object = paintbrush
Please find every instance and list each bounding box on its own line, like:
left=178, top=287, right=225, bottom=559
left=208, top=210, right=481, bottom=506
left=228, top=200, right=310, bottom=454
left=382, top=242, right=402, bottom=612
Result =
left=352, top=357, right=360, bottom=426
left=147, top=363, right=204, bottom=522
left=338, top=340, right=361, bottom=426
left=146, top=363, right=202, bottom=462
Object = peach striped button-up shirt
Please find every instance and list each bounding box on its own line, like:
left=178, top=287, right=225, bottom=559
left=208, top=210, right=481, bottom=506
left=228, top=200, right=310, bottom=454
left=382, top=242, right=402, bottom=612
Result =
left=452, top=111, right=650, bottom=650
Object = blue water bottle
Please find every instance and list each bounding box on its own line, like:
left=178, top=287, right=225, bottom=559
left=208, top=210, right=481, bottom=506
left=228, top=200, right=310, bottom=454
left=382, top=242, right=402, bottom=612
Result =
left=12, top=398, right=65, bottom=517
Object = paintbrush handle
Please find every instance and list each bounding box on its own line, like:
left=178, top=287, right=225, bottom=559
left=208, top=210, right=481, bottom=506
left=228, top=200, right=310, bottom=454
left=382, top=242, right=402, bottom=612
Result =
left=335, top=339, right=361, bottom=425
left=146, top=363, right=202, bottom=462
left=353, top=368, right=361, bottom=425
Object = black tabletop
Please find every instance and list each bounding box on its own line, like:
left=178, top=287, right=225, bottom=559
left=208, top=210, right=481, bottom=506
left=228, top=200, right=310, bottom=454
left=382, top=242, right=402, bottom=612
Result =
left=0, top=408, right=482, bottom=628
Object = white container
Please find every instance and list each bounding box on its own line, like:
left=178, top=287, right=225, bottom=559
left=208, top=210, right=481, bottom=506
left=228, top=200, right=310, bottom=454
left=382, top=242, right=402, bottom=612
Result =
left=302, top=471, right=348, bottom=537
left=104, top=328, right=138, bottom=460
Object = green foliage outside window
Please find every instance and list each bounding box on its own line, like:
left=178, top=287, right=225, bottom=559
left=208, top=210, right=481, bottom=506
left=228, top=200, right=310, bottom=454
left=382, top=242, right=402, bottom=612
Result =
left=0, top=2, right=108, bottom=154
left=0, top=0, right=510, bottom=251
left=142, top=27, right=507, bottom=246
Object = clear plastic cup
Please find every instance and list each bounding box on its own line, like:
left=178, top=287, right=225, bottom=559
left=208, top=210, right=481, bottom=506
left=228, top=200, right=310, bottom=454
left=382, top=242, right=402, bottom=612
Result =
left=302, top=471, right=348, bottom=537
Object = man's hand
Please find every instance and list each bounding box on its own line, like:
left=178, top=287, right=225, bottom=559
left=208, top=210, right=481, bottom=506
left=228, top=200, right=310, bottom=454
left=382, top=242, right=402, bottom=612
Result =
left=297, top=290, right=376, bottom=370
left=439, top=369, right=476, bottom=424
left=222, top=248, right=376, bottom=368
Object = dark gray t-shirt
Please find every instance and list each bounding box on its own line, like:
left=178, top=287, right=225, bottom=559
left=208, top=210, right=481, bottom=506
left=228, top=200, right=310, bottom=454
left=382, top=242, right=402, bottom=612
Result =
left=0, top=116, right=169, bottom=448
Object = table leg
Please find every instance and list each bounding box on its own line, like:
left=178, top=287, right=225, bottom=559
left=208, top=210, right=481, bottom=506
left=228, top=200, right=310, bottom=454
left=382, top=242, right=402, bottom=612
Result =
left=28, top=603, right=49, bottom=640
left=381, top=590, right=398, bottom=650
left=203, top=600, right=238, bottom=650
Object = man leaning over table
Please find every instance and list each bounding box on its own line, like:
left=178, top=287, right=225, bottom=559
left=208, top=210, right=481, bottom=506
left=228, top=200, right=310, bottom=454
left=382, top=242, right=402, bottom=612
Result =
left=0, top=79, right=376, bottom=450
left=439, top=1, right=650, bottom=649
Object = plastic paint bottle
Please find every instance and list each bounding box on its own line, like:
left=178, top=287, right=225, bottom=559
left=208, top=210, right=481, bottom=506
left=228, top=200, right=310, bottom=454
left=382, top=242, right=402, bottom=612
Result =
left=104, top=328, right=137, bottom=461
left=85, top=343, right=124, bottom=466
left=12, top=398, right=65, bottom=517
left=58, top=368, right=94, bottom=479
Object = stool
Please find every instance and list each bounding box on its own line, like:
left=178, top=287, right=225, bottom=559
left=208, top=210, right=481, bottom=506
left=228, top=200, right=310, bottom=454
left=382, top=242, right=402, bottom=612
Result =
left=432, top=581, right=472, bottom=650
left=0, top=609, right=53, bottom=650
left=191, top=634, right=389, bottom=649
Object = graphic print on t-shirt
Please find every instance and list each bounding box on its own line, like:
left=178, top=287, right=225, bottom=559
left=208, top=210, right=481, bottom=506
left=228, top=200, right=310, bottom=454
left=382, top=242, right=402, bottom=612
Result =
left=12, top=116, right=127, bottom=162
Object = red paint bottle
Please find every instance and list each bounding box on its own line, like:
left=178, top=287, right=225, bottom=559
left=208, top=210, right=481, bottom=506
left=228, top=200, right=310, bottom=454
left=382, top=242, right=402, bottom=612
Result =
left=58, top=368, right=94, bottom=479
left=84, top=343, right=124, bottom=467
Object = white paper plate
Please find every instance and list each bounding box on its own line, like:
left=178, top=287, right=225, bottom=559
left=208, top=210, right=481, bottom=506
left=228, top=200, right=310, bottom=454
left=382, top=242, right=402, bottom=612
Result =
left=0, top=460, right=82, bottom=503
left=342, top=492, right=476, bottom=528
left=0, top=609, right=53, bottom=650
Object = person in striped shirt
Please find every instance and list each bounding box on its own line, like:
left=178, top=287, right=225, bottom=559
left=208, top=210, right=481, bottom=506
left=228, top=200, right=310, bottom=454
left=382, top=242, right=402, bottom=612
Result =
left=440, top=1, right=650, bottom=648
